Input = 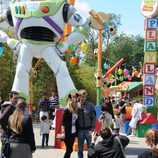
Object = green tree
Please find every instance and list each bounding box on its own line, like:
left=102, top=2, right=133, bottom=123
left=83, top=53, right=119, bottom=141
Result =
left=107, top=34, right=144, bottom=66
left=69, top=63, right=97, bottom=104
left=85, top=13, right=121, bottom=67
left=0, top=28, right=19, bottom=99
left=32, top=59, right=57, bottom=106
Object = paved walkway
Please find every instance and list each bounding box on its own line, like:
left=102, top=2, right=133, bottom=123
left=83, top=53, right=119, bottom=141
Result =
left=0, top=122, right=148, bottom=158
left=32, top=122, right=148, bottom=158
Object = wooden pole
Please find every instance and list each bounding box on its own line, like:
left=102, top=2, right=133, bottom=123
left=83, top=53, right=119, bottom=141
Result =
left=29, top=59, right=42, bottom=115
left=96, top=30, right=102, bottom=106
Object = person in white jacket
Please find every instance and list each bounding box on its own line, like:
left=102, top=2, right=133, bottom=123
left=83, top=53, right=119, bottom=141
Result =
left=128, top=101, right=147, bottom=136
left=40, top=115, right=52, bottom=148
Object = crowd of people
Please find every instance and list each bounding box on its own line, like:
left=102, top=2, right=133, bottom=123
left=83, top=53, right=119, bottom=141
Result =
left=0, top=90, right=157, bottom=158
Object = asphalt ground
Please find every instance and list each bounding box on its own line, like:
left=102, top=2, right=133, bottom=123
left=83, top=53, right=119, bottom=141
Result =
left=0, top=122, right=148, bottom=158
left=32, top=122, right=148, bottom=158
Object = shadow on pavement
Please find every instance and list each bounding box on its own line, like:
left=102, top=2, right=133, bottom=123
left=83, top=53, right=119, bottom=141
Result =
left=36, top=145, right=54, bottom=149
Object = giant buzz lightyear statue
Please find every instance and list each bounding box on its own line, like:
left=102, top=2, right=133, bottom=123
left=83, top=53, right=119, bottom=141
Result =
left=0, top=0, right=88, bottom=105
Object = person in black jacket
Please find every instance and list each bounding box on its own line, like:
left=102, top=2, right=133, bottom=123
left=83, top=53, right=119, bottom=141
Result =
left=100, top=97, right=115, bottom=128
left=0, top=94, right=4, bottom=109
left=61, top=93, right=79, bottom=158
left=138, top=129, right=158, bottom=158
left=0, top=91, right=19, bottom=153
left=88, top=127, right=129, bottom=158
left=8, top=99, right=36, bottom=158
left=78, top=89, right=96, bottom=158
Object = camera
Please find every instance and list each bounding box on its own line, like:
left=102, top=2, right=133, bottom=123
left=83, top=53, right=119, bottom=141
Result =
left=96, top=132, right=100, bottom=137
left=100, top=113, right=105, bottom=120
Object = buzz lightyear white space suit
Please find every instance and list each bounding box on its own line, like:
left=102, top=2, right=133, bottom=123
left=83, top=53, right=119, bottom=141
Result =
left=0, top=0, right=88, bottom=105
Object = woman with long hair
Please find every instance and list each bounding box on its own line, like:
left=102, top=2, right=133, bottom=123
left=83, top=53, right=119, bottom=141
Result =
left=138, top=129, right=158, bottom=158
left=61, top=93, right=79, bottom=158
left=8, top=100, right=36, bottom=158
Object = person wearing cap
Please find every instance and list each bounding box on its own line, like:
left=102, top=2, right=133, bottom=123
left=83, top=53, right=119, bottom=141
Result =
left=77, top=89, right=96, bottom=158
left=61, top=93, right=79, bottom=158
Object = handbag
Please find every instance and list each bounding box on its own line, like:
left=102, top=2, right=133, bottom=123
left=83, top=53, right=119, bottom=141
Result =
left=1, top=138, right=11, bottom=158
left=115, top=136, right=127, bottom=158
left=56, top=133, right=65, bottom=141
left=56, top=118, right=65, bottom=141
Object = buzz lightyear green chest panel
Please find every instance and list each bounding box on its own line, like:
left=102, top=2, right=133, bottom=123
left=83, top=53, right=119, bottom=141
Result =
left=10, top=0, right=67, bottom=42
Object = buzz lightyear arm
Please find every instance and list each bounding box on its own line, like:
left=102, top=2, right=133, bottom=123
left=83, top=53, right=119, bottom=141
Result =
left=56, top=6, right=89, bottom=56
left=0, top=30, right=21, bottom=52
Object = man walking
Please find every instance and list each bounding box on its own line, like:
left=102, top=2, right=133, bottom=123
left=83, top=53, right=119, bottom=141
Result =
left=78, top=89, right=96, bottom=158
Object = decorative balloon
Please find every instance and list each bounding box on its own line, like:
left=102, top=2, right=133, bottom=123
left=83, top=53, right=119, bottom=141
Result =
left=127, top=75, right=132, bottom=81
left=103, top=63, right=108, bottom=69
left=118, top=68, right=123, bottom=75
left=70, top=57, right=77, bottom=66
left=68, top=61, right=73, bottom=68
left=107, top=66, right=111, bottom=71
left=69, top=44, right=75, bottom=51
left=119, top=76, right=124, bottom=82
left=0, top=43, right=3, bottom=56
left=123, top=69, right=129, bottom=76
left=109, top=73, right=113, bottom=79
left=81, top=43, right=88, bottom=52
left=134, top=71, right=139, bottom=77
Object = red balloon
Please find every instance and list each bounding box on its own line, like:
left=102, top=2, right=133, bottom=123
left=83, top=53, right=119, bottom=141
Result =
left=107, top=66, right=111, bottom=71
left=70, top=57, right=77, bottom=66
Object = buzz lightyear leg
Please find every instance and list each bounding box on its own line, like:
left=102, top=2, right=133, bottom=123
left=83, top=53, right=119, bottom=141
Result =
left=41, top=46, right=77, bottom=106
left=12, top=43, right=33, bottom=101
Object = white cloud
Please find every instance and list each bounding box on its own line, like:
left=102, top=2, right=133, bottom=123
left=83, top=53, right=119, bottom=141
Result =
left=74, top=0, right=91, bottom=18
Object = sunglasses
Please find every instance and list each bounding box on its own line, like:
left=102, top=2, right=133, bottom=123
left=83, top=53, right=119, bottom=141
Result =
left=13, top=97, right=19, bottom=99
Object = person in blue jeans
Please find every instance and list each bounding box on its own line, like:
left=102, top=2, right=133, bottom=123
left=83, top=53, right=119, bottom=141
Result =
left=78, top=89, right=96, bottom=158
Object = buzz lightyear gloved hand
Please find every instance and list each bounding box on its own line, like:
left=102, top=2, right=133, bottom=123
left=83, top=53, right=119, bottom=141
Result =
left=0, top=30, right=21, bottom=53
left=55, top=42, right=68, bottom=56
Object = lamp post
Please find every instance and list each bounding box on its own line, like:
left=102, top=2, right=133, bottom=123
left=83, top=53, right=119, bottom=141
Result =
left=89, top=10, right=116, bottom=106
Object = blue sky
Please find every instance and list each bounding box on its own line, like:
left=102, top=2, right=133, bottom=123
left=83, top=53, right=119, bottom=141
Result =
left=75, top=0, right=145, bottom=36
